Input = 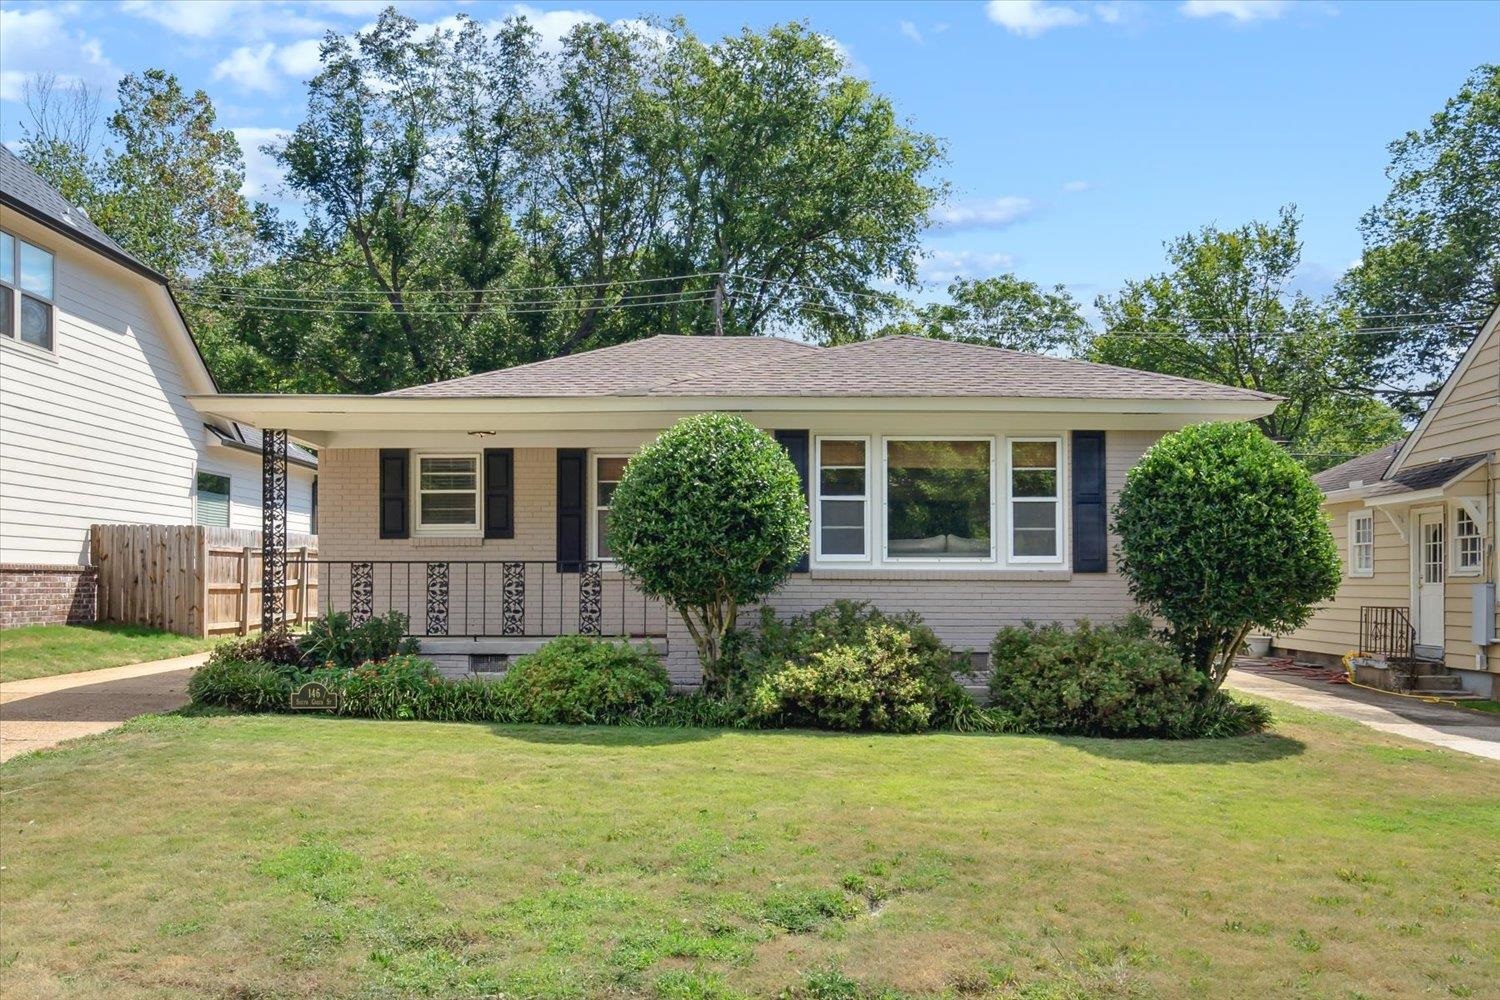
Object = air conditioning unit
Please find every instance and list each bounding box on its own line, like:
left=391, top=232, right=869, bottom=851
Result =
left=1475, top=583, right=1498, bottom=646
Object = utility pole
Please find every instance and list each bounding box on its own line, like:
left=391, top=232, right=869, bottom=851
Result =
left=712, top=276, right=725, bottom=336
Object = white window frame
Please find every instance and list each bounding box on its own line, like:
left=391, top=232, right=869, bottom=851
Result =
left=1452, top=505, right=1483, bottom=577
left=412, top=452, right=482, bottom=535
left=880, top=436, right=997, bottom=565
left=1005, top=436, right=1066, bottom=565
left=195, top=470, right=232, bottom=528
left=813, top=435, right=872, bottom=563
left=1348, top=510, right=1374, bottom=578
left=590, top=452, right=632, bottom=562
left=0, top=228, right=57, bottom=356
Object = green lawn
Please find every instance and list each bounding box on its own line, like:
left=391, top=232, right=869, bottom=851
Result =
left=0, top=624, right=220, bottom=682
left=1, top=705, right=1495, bottom=1000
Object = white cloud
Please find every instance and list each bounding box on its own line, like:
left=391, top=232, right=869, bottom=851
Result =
left=1062, top=179, right=1090, bottom=193
left=232, top=126, right=292, bottom=200
left=119, top=1, right=329, bottom=39
left=919, top=249, right=1017, bottom=284
left=276, top=38, right=326, bottom=78
left=0, top=8, right=117, bottom=102
left=899, top=20, right=924, bottom=44
left=510, top=4, right=603, bottom=54
left=1179, top=1, right=1290, bottom=23
left=986, top=1, right=1090, bottom=37
left=212, top=37, right=326, bottom=93
left=929, top=196, right=1036, bottom=232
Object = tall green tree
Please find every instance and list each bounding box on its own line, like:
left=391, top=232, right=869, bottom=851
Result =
left=1342, top=64, right=1500, bottom=389
left=1089, top=207, right=1393, bottom=455
left=873, top=275, right=1087, bottom=353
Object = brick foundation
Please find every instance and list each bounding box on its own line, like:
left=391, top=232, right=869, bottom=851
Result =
left=0, top=564, right=98, bottom=628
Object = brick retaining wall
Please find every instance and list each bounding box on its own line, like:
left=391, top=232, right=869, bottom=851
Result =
left=0, top=564, right=98, bottom=628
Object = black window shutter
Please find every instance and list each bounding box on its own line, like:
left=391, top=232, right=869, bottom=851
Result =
left=1071, top=431, right=1107, bottom=573
left=378, top=449, right=409, bottom=539
left=483, top=448, right=514, bottom=539
left=556, top=449, right=587, bottom=571
left=774, top=430, right=811, bottom=573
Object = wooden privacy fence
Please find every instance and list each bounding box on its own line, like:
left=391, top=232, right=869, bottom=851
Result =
left=91, top=524, right=318, bottom=637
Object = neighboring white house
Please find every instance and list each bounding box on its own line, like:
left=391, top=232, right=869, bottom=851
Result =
left=0, top=147, right=315, bottom=627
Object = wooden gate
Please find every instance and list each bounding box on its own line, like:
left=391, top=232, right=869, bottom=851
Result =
left=91, top=524, right=318, bottom=637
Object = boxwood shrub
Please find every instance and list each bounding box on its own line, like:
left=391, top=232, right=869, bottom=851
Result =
left=492, top=635, right=671, bottom=724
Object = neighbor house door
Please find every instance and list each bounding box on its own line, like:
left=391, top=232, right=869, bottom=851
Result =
left=1414, top=509, right=1445, bottom=652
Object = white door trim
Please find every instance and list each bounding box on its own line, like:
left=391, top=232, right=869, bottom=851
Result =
left=1411, top=505, right=1446, bottom=655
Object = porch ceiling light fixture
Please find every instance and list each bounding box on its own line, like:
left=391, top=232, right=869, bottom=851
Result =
left=467, top=430, right=496, bottom=437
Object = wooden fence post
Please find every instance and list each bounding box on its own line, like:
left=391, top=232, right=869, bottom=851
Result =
left=240, top=546, right=253, bottom=635
left=295, top=545, right=309, bottom=627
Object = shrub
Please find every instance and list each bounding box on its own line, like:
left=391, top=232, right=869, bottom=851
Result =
left=727, top=601, right=974, bottom=727
left=300, top=610, right=419, bottom=669
left=987, top=618, right=1267, bottom=738
left=308, top=655, right=441, bottom=719
left=187, top=658, right=292, bottom=712
left=607, top=412, right=809, bottom=688
left=493, top=635, right=671, bottom=724
left=1113, top=422, right=1341, bottom=687
left=207, top=629, right=305, bottom=669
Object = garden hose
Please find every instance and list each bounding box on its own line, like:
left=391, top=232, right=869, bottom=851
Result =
left=1341, top=651, right=1461, bottom=707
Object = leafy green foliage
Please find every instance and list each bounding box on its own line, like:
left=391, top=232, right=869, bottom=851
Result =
left=761, top=887, right=859, bottom=933
left=1343, top=64, right=1500, bottom=388
left=493, top=636, right=671, bottom=724
left=728, top=600, right=973, bottom=731
left=1113, top=422, right=1341, bottom=686
left=187, top=658, right=294, bottom=712
left=608, top=413, right=809, bottom=684
left=872, top=274, right=1088, bottom=354
left=300, top=611, right=419, bottom=669
left=207, top=629, right=306, bottom=669
left=305, top=656, right=442, bottom=720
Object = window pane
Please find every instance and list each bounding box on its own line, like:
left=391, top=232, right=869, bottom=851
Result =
left=820, top=439, right=864, bottom=466
left=597, top=480, right=616, bottom=507
left=887, top=440, right=990, bottom=558
left=820, top=499, right=864, bottom=528
left=597, top=511, right=612, bottom=558
left=1013, top=528, right=1057, bottom=557
left=18, top=241, right=52, bottom=298
left=0, top=232, right=12, bottom=284
left=597, top=457, right=628, bottom=482
left=1012, top=501, right=1056, bottom=529
left=821, top=527, right=865, bottom=556
left=1011, top=469, right=1056, bottom=498
left=0, top=286, right=11, bottom=337
left=420, top=457, right=476, bottom=490
left=820, top=467, right=865, bottom=496
left=1011, top=441, right=1057, bottom=468
left=197, top=472, right=230, bottom=494
left=19, top=296, right=52, bottom=349
left=196, top=490, right=230, bottom=528
left=420, top=492, right=476, bottom=525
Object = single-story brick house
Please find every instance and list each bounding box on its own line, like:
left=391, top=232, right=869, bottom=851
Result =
left=192, top=334, right=1277, bottom=683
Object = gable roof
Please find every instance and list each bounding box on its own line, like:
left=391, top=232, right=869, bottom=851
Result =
left=1313, top=442, right=1402, bottom=492
left=384, top=334, right=1280, bottom=403
left=1387, top=300, right=1500, bottom=476
left=1312, top=438, right=1484, bottom=500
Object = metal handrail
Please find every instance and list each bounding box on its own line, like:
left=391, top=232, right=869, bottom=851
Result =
left=1358, top=605, right=1414, bottom=662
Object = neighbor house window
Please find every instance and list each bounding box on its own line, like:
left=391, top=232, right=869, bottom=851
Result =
left=884, top=439, right=992, bottom=559
left=1349, top=511, right=1374, bottom=577
left=415, top=455, right=480, bottom=531
left=1454, top=507, right=1483, bottom=574
left=0, top=229, right=55, bottom=351
left=594, top=455, right=629, bottom=559
left=195, top=472, right=231, bottom=528
left=1008, top=438, right=1062, bottom=561
left=816, top=438, right=868, bottom=559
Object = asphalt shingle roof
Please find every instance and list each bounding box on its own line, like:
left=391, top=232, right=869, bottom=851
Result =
left=1311, top=440, right=1483, bottom=498
left=384, top=334, right=1280, bottom=403
left=1312, top=443, right=1402, bottom=492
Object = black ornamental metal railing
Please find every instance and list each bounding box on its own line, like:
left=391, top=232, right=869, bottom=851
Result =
left=1358, top=605, right=1414, bottom=662
left=303, top=559, right=667, bottom=639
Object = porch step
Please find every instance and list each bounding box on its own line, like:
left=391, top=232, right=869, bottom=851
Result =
left=1409, top=674, right=1473, bottom=695
left=1389, top=657, right=1449, bottom=676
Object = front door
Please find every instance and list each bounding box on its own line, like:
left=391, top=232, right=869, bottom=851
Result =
left=1415, top=510, right=1445, bottom=651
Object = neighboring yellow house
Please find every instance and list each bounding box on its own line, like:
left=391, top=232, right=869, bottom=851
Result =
left=1276, top=303, right=1499, bottom=698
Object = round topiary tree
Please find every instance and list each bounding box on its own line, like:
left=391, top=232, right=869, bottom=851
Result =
left=1112, top=421, right=1340, bottom=689
left=608, top=412, right=809, bottom=687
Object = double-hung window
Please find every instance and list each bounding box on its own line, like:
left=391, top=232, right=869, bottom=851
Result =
left=1454, top=506, right=1483, bottom=575
left=816, top=438, right=868, bottom=559
left=594, top=456, right=629, bottom=559
left=415, top=455, right=480, bottom=532
left=885, top=439, right=992, bottom=559
left=1349, top=511, right=1374, bottom=577
left=1007, top=438, right=1062, bottom=561
left=0, top=230, right=56, bottom=351
left=195, top=472, right=231, bottom=528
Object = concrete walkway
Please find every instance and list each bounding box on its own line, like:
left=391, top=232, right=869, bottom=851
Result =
left=0, top=653, right=207, bottom=762
left=1226, top=667, right=1500, bottom=761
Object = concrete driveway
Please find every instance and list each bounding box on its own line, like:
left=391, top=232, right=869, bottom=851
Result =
left=1227, top=667, right=1500, bottom=761
left=0, top=653, right=206, bottom=762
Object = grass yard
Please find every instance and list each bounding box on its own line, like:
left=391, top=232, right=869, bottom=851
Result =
left=1, top=705, right=1496, bottom=1000
left=0, top=624, right=220, bottom=682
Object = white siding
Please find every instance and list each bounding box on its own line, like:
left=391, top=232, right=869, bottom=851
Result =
left=0, top=212, right=312, bottom=566
left=198, top=447, right=314, bottom=535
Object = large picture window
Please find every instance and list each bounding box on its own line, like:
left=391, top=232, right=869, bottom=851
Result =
left=0, top=229, right=55, bottom=351
left=1349, top=511, right=1374, bottom=577
left=416, top=455, right=479, bottom=531
left=594, top=456, right=629, bottom=559
left=884, top=439, right=992, bottom=559
left=1008, top=439, right=1062, bottom=561
left=816, top=438, right=868, bottom=559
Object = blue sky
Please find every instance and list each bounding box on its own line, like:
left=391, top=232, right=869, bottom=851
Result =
left=1, top=1, right=1495, bottom=310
